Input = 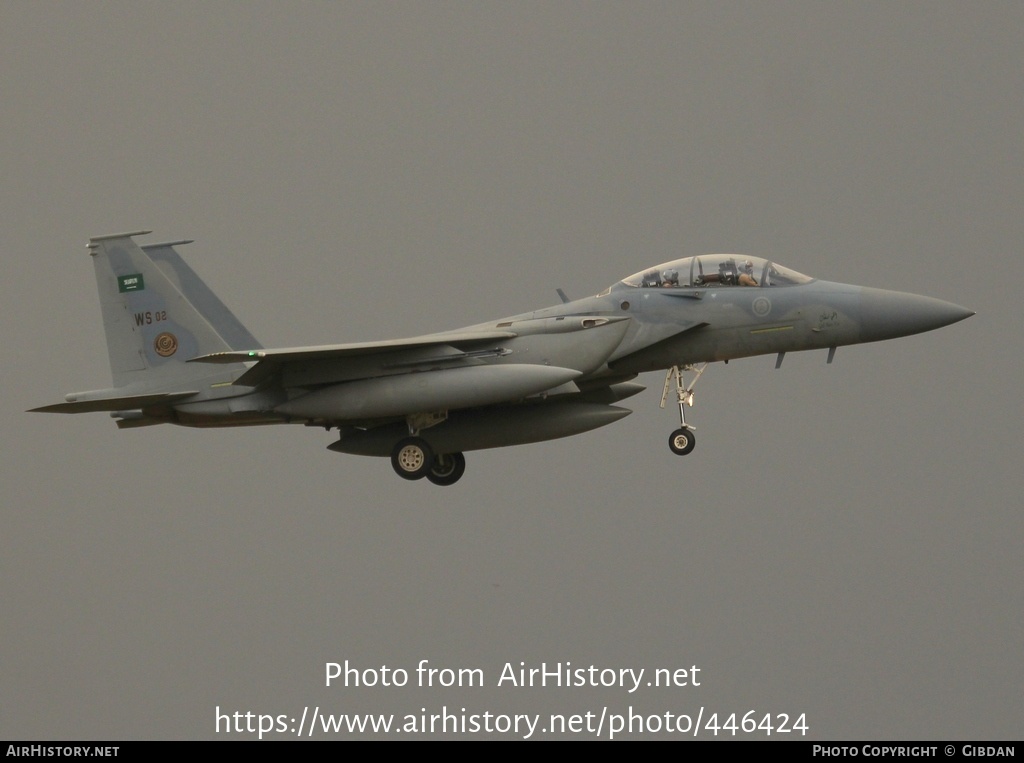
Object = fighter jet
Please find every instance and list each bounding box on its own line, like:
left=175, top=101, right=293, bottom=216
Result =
left=30, top=231, right=973, bottom=485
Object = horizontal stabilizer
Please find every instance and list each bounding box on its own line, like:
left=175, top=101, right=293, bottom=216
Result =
left=28, top=391, right=198, bottom=414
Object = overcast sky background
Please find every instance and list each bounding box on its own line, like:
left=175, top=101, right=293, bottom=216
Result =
left=3, top=2, right=1020, bottom=740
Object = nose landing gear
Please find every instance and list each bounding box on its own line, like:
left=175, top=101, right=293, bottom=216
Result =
left=669, top=427, right=696, bottom=456
left=661, top=363, right=707, bottom=456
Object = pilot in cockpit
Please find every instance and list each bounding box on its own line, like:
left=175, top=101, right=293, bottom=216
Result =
left=738, top=259, right=758, bottom=287
left=661, top=269, right=680, bottom=287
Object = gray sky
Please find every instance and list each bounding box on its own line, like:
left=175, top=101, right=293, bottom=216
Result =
left=3, top=2, right=1020, bottom=740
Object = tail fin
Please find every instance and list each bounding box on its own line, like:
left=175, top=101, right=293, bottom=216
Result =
left=88, top=231, right=257, bottom=390
left=142, top=239, right=262, bottom=351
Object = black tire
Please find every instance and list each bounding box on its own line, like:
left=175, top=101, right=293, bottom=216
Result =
left=426, top=452, right=466, bottom=486
left=668, top=427, right=696, bottom=456
left=391, top=437, right=434, bottom=480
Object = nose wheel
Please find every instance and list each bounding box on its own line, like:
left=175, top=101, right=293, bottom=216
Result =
left=661, top=363, right=707, bottom=456
left=669, top=428, right=696, bottom=455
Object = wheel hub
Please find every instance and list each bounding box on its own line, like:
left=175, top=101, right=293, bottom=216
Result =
left=396, top=445, right=425, bottom=472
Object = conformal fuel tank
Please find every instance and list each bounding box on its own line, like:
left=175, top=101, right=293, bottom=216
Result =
left=275, top=364, right=581, bottom=421
left=329, top=401, right=632, bottom=456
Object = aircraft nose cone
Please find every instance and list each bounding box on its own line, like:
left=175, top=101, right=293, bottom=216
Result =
left=859, top=287, right=974, bottom=342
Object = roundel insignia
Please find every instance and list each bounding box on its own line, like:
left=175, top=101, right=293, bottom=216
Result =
left=752, top=297, right=771, bottom=317
left=154, top=332, right=179, bottom=357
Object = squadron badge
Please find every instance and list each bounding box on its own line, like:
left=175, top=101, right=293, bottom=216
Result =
left=154, top=332, right=178, bottom=357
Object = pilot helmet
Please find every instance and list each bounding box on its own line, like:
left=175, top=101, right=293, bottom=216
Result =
left=741, top=259, right=754, bottom=272
left=662, top=269, right=679, bottom=285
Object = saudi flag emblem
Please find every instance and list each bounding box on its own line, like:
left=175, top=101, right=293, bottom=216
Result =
left=118, top=274, right=145, bottom=292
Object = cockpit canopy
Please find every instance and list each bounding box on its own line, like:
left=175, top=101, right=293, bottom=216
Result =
left=620, top=255, right=813, bottom=290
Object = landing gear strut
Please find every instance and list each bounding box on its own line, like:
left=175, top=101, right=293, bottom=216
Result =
left=661, top=363, right=707, bottom=456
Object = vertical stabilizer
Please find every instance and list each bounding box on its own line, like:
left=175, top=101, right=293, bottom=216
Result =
left=88, top=231, right=249, bottom=390
left=143, top=240, right=262, bottom=351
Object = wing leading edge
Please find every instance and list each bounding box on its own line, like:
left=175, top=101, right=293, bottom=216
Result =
left=189, top=330, right=520, bottom=387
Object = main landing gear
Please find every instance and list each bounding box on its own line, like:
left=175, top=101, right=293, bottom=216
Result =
left=390, top=437, right=466, bottom=485
left=661, top=363, right=708, bottom=457
left=426, top=452, right=466, bottom=486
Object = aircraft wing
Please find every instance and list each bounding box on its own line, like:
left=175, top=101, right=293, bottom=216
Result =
left=606, top=320, right=709, bottom=366
left=189, top=330, right=519, bottom=386
left=191, top=330, right=517, bottom=364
